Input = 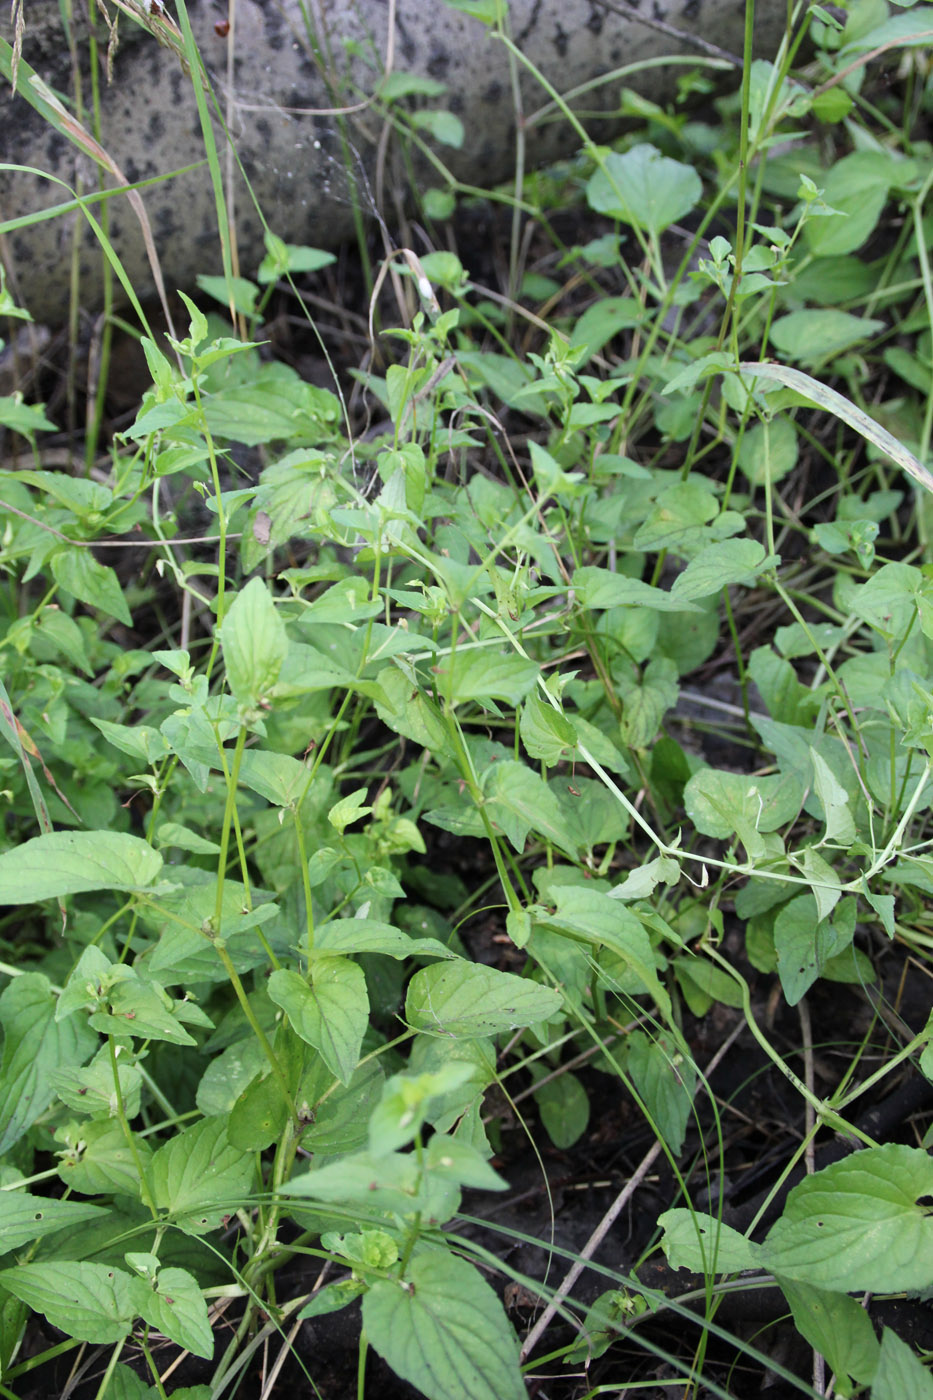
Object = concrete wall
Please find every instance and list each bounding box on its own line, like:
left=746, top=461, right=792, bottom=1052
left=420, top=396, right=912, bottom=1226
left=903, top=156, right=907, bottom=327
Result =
left=0, top=0, right=788, bottom=320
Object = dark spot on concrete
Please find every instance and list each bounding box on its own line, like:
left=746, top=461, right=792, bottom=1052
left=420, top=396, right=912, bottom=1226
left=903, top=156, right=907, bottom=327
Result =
left=147, top=110, right=166, bottom=142
left=586, top=6, right=605, bottom=33
left=256, top=118, right=272, bottom=145
left=553, top=22, right=569, bottom=57
left=265, top=28, right=285, bottom=50
left=394, top=15, right=417, bottom=64
left=427, top=43, right=451, bottom=80
left=155, top=204, right=179, bottom=238
left=484, top=80, right=503, bottom=105
left=45, top=131, right=67, bottom=164
left=514, top=0, right=544, bottom=47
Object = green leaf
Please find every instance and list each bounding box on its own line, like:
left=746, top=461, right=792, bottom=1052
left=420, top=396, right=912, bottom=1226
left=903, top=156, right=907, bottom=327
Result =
left=195, top=274, right=258, bottom=317
left=31, top=605, right=93, bottom=675
left=56, top=1119, right=152, bottom=1198
left=779, top=1279, right=879, bottom=1393
left=671, top=540, right=769, bottom=602
left=410, top=108, right=464, bottom=148
left=534, top=1070, right=589, bottom=1149
left=133, top=1266, right=213, bottom=1359
left=572, top=566, right=695, bottom=612
left=796, top=845, right=842, bottom=923
left=811, top=748, right=856, bottom=844
left=283, top=1149, right=460, bottom=1222
left=546, top=887, right=671, bottom=1022
left=436, top=649, right=538, bottom=705
left=93, top=718, right=170, bottom=765
left=571, top=298, right=643, bottom=361
left=89, top=974, right=198, bottom=1046
left=155, top=822, right=221, bottom=855
left=439, top=0, right=498, bottom=20
left=107, top=1363, right=157, bottom=1400
left=672, top=956, right=745, bottom=1012
left=805, top=151, right=911, bottom=257
left=659, top=1208, right=759, bottom=1273
left=760, top=1144, right=933, bottom=1291
left=774, top=894, right=855, bottom=1005
left=368, top=1065, right=476, bottom=1156
left=520, top=694, right=577, bottom=766
left=484, top=760, right=579, bottom=854
left=626, top=1030, right=695, bottom=1154
left=328, top=788, right=372, bottom=834
left=257, top=236, right=336, bottom=283
left=0, top=1261, right=139, bottom=1343
left=0, top=1193, right=106, bottom=1256
left=0, top=830, right=162, bottom=904
left=611, top=855, right=680, bottom=901
left=0, top=676, right=54, bottom=841
left=315, top=918, right=452, bottom=961
left=748, top=647, right=812, bottom=725
left=425, top=1133, right=507, bottom=1191
left=616, top=656, right=679, bottom=748
left=684, top=767, right=799, bottom=849
left=150, top=1118, right=253, bottom=1235
left=201, top=363, right=341, bottom=446
left=872, top=1327, right=933, bottom=1400
left=268, top=961, right=368, bottom=1085
left=737, top=416, right=799, bottom=487
left=220, top=577, right=288, bottom=705
left=374, top=665, right=452, bottom=753
left=51, top=549, right=132, bottom=626
left=0, top=395, right=56, bottom=438
left=0, top=974, right=96, bottom=1155
left=298, top=1279, right=366, bottom=1319
left=809, top=87, right=853, bottom=122
left=633, top=481, right=722, bottom=556
left=196, top=1038, right=266, bottom=1118
left=379, top=73, right=449, bottom=100
left=301, top=1061, right=386, bottom=1158
left=406, top=962, right=562, bottom=1038
left=586, top=145, right=702, bottom=235
left=362, top=1251, right=525, bottom=1400
left=422, top=187, right=456, bottom=220
left=236, top=750, right=311, bottom=808
left=769, top=310, right=885, bottom=364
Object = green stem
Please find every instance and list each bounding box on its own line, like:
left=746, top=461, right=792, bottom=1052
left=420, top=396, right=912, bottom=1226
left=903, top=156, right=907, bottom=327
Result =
left=108, top=1036, right=158, bottom=1219
left=702, top=945, right=876, bottom=1145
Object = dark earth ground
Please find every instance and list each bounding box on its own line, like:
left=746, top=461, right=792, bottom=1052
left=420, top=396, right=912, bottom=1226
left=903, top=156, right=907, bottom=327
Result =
left=7, top=192, right=933, bottom=1399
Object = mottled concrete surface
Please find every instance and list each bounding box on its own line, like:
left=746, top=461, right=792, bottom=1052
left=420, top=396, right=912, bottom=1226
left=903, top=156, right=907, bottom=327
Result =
left=0, top=0, right=787, bottom=320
